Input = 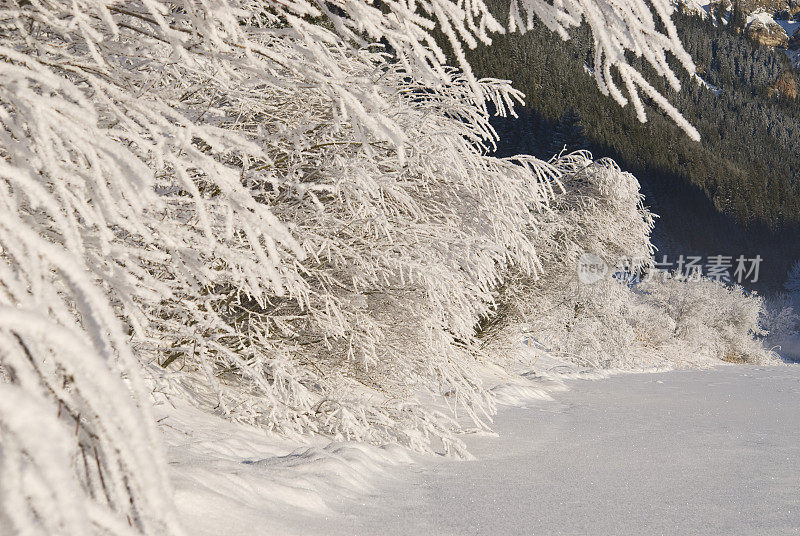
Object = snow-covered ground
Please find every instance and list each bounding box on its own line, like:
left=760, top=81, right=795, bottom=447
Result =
left=165, top=365, right=800, bottom=535
left=774, top=18, right=800, bottom=38
left=694, top=73, right=722, bottom=95
left=747, top=11, right=800, bottom=43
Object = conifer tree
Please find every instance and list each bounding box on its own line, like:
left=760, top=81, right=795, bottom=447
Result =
left=550, top=108, right=589, bottom=155
left=785, top=260, right=800, bottom=293
left=731, top=0, right=748, bottom=32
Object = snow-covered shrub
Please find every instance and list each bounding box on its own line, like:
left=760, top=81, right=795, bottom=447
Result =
left=637, top=276, right=773, bottom=365
left=762, top=292, right=800, bottom=361
left=480, top=154, right=656, bottom=366
left=147, top=66, right=566, bottom=453
left=756, top=260, right=800, bottom=361
left=482, top=152, right=776, bottom=371
left=0, top=176, right=182, bottom=533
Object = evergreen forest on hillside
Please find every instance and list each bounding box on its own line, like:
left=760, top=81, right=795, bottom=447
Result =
left=465, top=6, right=800, bottom=287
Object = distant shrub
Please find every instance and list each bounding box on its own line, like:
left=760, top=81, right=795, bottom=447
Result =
left=482, top=152, right=777, bottom=371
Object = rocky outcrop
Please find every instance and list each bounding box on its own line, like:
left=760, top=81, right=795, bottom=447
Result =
left=737, top=0, right=800, bottom=16
left=768, top=71, right=799, bottom=98
left=746, top=15, right=790, bottom=47
left=708, top=0, right=733, bottom=19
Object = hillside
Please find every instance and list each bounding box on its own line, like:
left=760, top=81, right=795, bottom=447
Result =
left=465, top=4, right=800, bottom=288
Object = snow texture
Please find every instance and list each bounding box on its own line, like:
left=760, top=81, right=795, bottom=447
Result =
left=293, top=365, right=800, bottom=535
left=694, top=73, right=722, bottom=95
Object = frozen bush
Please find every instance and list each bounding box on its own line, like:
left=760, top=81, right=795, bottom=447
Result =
left=482, top=153, right=777, bottom=372
left=762, top=292, right=800, bottom=361
left=637, top=276, right=774, bottom=365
